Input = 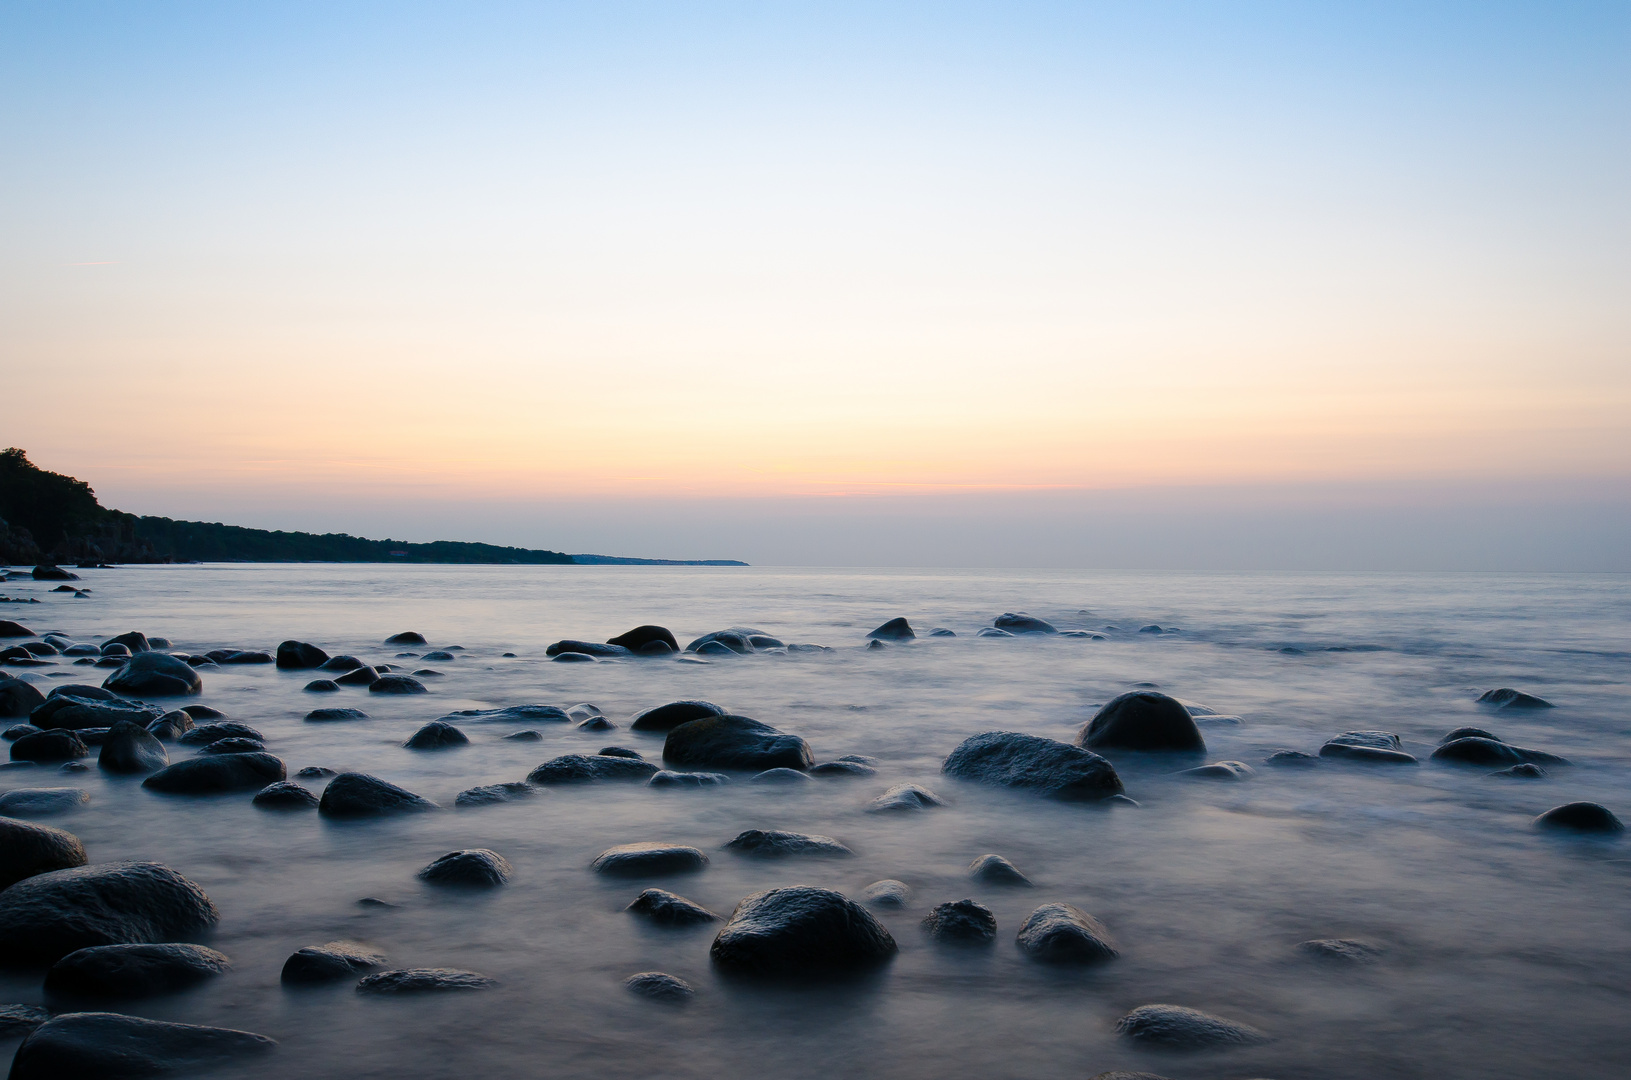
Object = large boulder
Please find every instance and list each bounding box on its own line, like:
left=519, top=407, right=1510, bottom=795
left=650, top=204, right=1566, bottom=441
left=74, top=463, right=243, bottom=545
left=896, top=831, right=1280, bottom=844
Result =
left=0, top=862, right=219, bottom=964
left=44, top=942, right=230, bottom=998
left=32, top=565, right=79, bottom=581
left=384, top=631, right=427, bottom=645
left=545, top=640, right=634, bottom=659
left=252, top=781, right=319, bottom=810
left=31, top=692, right=164, bottom=732
left=1077, top=691, right=1204, bottom=753
left=141, top=753, right=285, bottom=794
left=11, top=728, right=88, bottom=762
left=607, top=625, right=680, bottom=654
left=1016, top=903, right=1118, bottom=962
left=630, top=700, right=727, bottom=733
left=101, top=632, right=148, bottom=654
left=275, top=640, right=329, bottom=669
left=591, top=843, right=708, bottom=876
left=178, top=721, right=262, bottom=746
left=866, top=618, right=915, bottom=641
left=280, top=941, right=387, bottom=984
left=334, top=665, right=379, bottom=687
left=8, top=1012, right=274, bottom=1079
left=710, top=886, right=897, bottom=975
left=941, top=731, right=1124, bottom=801
left=0, top=816, right=87, bottom=889
left=305, top=707, right=368, bottom=723
left=993, top=613, right=1057, bottom=634
left=318, top=772, right=436, bottom=817
left=969, top=853, right=1032, bottom=886
left=526, top=755, right=659, bottom=784
left=98, top=721, right=169, bottom=774
left=662, top=714, right=813, bottom=772
left=0, top=620, right=35, bottom=637
left=0, top=674, right=46, bottom=717
left=101, top=653, right=201, bottom=697
left=1115, top=1004, right=1269, bottom=1047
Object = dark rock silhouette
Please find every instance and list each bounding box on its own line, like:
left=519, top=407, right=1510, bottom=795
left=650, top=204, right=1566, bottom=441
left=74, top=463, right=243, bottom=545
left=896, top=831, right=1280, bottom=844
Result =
left=252, top=781, right=319, bottom=810
left=724, top=829, right=852, bottom=858
left=922, top=899, right=996, bottom=944
left=630, top=699, right=726, bottom=733
left=44, top=942, right=229, bottom=998
left=627, top=888, right=720, bottom=925
left=867, top=618, right=915, bottom=641
left=403, top=721, right=468, bottom=750
left=1115, top=1004, right=1269, bottom=1047
left=318, top=773, right=436, bottom=817
left=418, top=849, right=512, bottom=886
left=592, top=843, right=708, bottom=876
left=1078, top=691, right=1204, bottom=753
left=7, top=1011, right=274, bottom=1079
left=1016, top=903, right=1118, bottom=962
left=941, top=731, right=1123, bottom=801
left=662, top=714, right=813, bottom=772
left=0, top=816, right=87, bottom=889
left=97, top=721, right=169, bottom=774
left=142, top=753, right=285, bottom=794
left=527, top=754, right=659, bottom=784
left=993, top=613, right=1056, bottom=634
left=711, top=886, right=896, bottom=975
left=607, top=625, right=680, bottom=653
left=281, top=941, right=387, bottom=984
left=1534, top=802, right=1623, bottom=833
left=356, top=968, right=496, bottom=993
left=1478, top=688, right=1553, bottom=709
left=275, top=640, right=329, bottom=669
left=0, top=862, right=219, bottom=964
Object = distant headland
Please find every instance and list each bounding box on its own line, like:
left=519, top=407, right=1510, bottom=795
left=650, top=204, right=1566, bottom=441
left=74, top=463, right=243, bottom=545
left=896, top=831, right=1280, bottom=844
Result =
left=0, top=449, right=746, bottom=567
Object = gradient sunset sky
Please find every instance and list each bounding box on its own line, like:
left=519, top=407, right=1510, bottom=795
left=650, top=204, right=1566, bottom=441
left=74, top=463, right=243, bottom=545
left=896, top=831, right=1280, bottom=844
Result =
left=4, top=2, right=1627, bottom=567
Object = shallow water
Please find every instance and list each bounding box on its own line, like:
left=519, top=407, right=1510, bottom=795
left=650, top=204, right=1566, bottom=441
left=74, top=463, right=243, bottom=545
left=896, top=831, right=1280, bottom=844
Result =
left=2, top=565, right=1629, bottom=1079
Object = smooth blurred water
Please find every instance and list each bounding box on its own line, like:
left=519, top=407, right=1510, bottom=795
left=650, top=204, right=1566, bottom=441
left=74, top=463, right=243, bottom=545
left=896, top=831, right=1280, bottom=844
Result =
left=2, top=564, right=1629, bottom=1079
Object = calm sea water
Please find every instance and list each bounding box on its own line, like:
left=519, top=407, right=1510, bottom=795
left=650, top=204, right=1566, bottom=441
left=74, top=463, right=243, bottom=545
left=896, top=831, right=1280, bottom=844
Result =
left=3, top=565, right=1629, bottom=1079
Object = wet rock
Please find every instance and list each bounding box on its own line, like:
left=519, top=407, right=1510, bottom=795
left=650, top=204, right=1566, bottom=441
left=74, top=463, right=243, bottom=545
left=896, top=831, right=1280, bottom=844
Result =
left=455, top=782, right=535, bottom=807
left=592, top=843, right=708, bottom=876
left=993, top=613, right=1057, bottom=634
left=306, top=707, right=368, bottom=723
left=1078, top=691, right=1205, bottom=753
left=178, top=722, right=263, bottom=746
left=752, top=767, right=811, bottom=785
left=356, top=968, right=496, bottom=993
left=576, top=715, right=616, bottom=732
left=1179, top=760, right=1254, bottom=781
left=303, top=679, right=341, bottom=693
left=625, top=971, right=693, bottom=1000
left=200, top=737, right=267, bottom=756
left=8, top=1011, right=274, bottom=1078
left=11, top=728, right=88, bottom=762
left=274, top=640, right=329, bottom=670
left=0, top=787, right=90, bottom=816
left=295, top=766, right=335, bottom=778
left=318, top=655, right=365, bottom=673
left=599, top=746, right=642, bottom=759
left=866, top=617, right=915, bottom=641
left=1491, top=762, right=1548, bottom=779
left=419, top=849, right=512, bottom=886
left=442, top=704, right=570, bottom=725
left=142, top=753, right=285, bottom=794
left=252, top=781, right=319, bottom=810
left=711, top=886, right=896, bottom=975
left=1140, top=624, right=1166, bottom=634
left=649, top=770, right=729, bottom=788
left=369, top=674, right=427, bottom=694
left=928, top=627, right=956, bottom=637
left=281, top=941, right=387, bottom=984
left=74, top=728, right=112, bottom=748
left=968, top=853, right=1032, bottom=886
left=862, top=879, right=911, bottom=906
left=334, top=665, right=380, bottom=687
left=1319, top=731, right=1417, bottom=764
left=552, top=652, right=597, bottom=663
left=1115, top=1004, right=1269, bottom=1047
left=941, top=731, right=1123, bottom=801
left=630, top=699, right=727, bottom=733
left=0, top=620, right=35, bottom=636
left=1440, top=726, right=1500, bottom=743
left=3, top=722, right=41, bottom=739
left=1534, top=802, right=1623, bottom=833
left=869, top=783, right=945, bottom=811
left=628, top=888, right=721, bottom=925
left=810, top=760, right=877, bottom=777
left=685, top=628, right=762, bottom=654
left=1265, top=749, right=1318, bottom=767
left=145, top=710, right=194, bottom=740
left=45, top=942, right=229, bottom=998
left=97, top=721, right=168, bottom=774
left=546, top=639, right=634, bottom=659
left=503, top=730, right=542, bottom=741
left=607, top=625, right=680, bottom=653
left=0, top=862, right=219, bottom=964
left=922, top=899, right=996, bottom=944
left=865, top=639, right=887, bottom=651
left=976, top=627, right=1014, bottom=638
left=662, top=714, right=814, bottom=772
left=32, top=692, right=163, bottom=732
left=318, top=772, right=436, bottom=817
left=100, top=644, right=132, bottom=659
left=0, top=1004, right=49, bottom=1037
left=1298, top=938, right=1384, bottom=964
left=209, top=649, right=272, bottom=665
left=527, top=754, right=660, bottom=784
left=724, top=829, right=852, bottom=858
left=0, top=816, right=87, bottom=889
left=403, top=721, right=468, bottom=750
left=181, top=705, right=225, bottom=720
left=1431, top=737, right=1567, bottom=767
left=385, top=631, right=427, bottom=645
left=420, top=651, right=456, bottom=663
left=0, top=676, right=46, bottom=717
left=1478, top=688, right=1553, bottom=709
left=1016, top=903, right=1118, bottom=963
left=102, top=632, right=148, bottom=653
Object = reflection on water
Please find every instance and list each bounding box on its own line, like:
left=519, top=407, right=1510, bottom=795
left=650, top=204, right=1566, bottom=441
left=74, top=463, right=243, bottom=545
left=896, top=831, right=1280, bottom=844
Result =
left=2, top=565, right=1629, bottom=1079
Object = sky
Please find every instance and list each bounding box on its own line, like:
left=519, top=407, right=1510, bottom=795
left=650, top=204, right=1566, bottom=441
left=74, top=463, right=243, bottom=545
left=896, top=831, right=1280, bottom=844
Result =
left=3, top=1, right=1628, bottom=568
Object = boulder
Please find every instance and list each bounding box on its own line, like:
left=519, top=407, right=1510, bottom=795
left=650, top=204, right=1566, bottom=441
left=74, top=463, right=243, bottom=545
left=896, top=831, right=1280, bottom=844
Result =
left=142, top=753, right=285, bottom=794
left=97, top=721, right=169, bottom=774
left=866, top=618, right=915, bottom=641
left=576, top=716, right=616, bottom=732
left=1264, top=749, right=1318, bottom=767
left=403, top=721, right=469, bottom=750
left=319, top=655, right=366, bottom=672
left=334, top=665, right=380, bottom=686
left=7, top=1012, right=274, bottom=1079
left=440, top=704, right=570, bottom=725
left=928, top=628, right=956, bottom=637
left=208, top=650, right=272, bottom=665
left=869, top=783, right=945, bottom=812
left=101, top=653, right=201, bottom=697
left=1297, top=938, right=1384, bottom=964
left=922, top=899, right=996, bottom=944
left=418, top=849, right=512, bottom=887
left=1179, top=760, right=1253, bottom=781
left=146, top=710, right=194, bottom=740
left=649, top=770, right=729, bottom=787
left=181, top=705, right=224, bottom=720
left=1078, top=691, right=1204, bottom=753
left=1534, top=802, right=1623, bottom=833
left=274, top=640, right=329, bottom=669
left=318, top=773, right=436, bottom=817
left=968, top=853, right=1032, bottom=886
left=454, top=782, right=535, bottom=807
left=3, top=722, right=40, bottom=739
left=0, top=1004, right=49, bottom=1038
left=11, top=728, right=88, bottom=762
left=751, top=767, right=810, bottom=785
left=0, top=620, right=35, bottom=637
left=607, top=625, right=680, bottom=653
left=630, top=700, right=727, bottom=733
left=102, top=633, right=148, bottom=654
left=1440, top=726, right=1500, bottom=743
left=710, top=886, right=897, bottom=975
left=202, top=737, right=268, bottom=755
left=1115, top=1004, right=1269, bottom=1047
left=252, top=781, right=319, bottom=810
left=0, top=787, right=90, bottom=817
left=545, top=639, right=634, bottom=659
left=384, top=631, right=427, bottom=645
left=1431, top=737, right=1567, bottom=767
left=1016, top=903, right=1118, bottom=963
left=0, top=676, right=46, bottom=717
left=527, top=754, right=660, bottom=784
left=305, top=707, right=368, bottom=722
left=724, top=829, right=852, bottom=858
left=976, top=627, right=1013, bottom=638
left=625, top=971, right=693, bottom=1000
left=591, top=843, right=708, bottom=876
left=356, top=968, right=496, bottom=993
left=31, top=693, right=164, bottom=732
left=662, top=714, right=813, bottom=772
left=44, top=942, right=230, bottom=998
left=941, top=731, right=1124, bottom=801
left=627, top=888, right=720, bottom=925
left=503, top=730, right=543, bottom=741
left=295, top=766, right=334, bottom=778
left=1478, top=688, right=1553, bottom=709
left=280, top=941, right=387, bottom=984
left=993, top=613, right=1057, bottom=634
left=862, top=880, right=911, bottom=906
left=368, top=674, right=427, bottom=694
left=0, top=815, right=87, bottom=889
left=0, top=862, right=219, bottom=964
left=178, top=722, right=263, bottom=745
left=810, top=760, right=877, bottom=777
left=1319, top=731, right=1417, bottom=764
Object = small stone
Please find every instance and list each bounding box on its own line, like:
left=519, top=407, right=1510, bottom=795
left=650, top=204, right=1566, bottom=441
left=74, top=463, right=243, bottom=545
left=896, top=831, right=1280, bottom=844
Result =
left=527, top=754, right=658, bottom=784
left=625, top=971, right=693, bottom=1000
left=968, top=853, right=1032, bottom=886
left=869, top=782, right=944, bottom=811
left=178, top=722, right=263, bottom=745
left=418, top=849, right=512, bottom=886
left=922, top=899, right=997, bottom=944
left=1115, top=1004, right=1269, bottom=1047
left=369, top=674, right=427, bottom=694
left=281, top=941, right=387, bottom=984
left=1491, top=762, right=1547, bottom=779
left=252, top=781, right=319, bottom=810
left=862, top=879, right=911, bottom=906
left=724, top=829, right=852, bottom=858
left=1015, top=903, right=1117, bottom=963
left=295, top=766, right=335, bottom=778
left=627, top=888, right=720, bottom=925
left=1265, top=749, right=1318, bottom=766
left=356, top=968, right=495, bottom=993
left=866, top=617, right=915, bottom=641
left=0, top=1004, right=49, bottom=1038
left=503, top=730, right=543, bottom=741
left=1478, top=688, right=1553, bottom=709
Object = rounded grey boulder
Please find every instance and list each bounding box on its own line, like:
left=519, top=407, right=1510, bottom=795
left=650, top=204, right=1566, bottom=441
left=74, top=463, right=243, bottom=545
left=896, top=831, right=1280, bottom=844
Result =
left=527, top=754, right=659, bottom=784
left=625, top=970, right=694, bottom=1000
left=993, top=612, right=1057, bottom=634
left=710, top=886, right=897, bottom=976
left=724, top=829, right=852, bottom=858
left=607, top=625, right=680, bottom=653
left=1534, top=802, right=1623, bottom=833
left=178, top=722, right=263, bottom=746
left=403, top=721, right=469, bottom=750
left=305, top=707, right=367, bottom=722
left=252, top=781, right=319, bottom=810
left=869, top=783, right=945, bottom=812
left=662, top=714, right=814, bottom=772
left=281, top=941, right=388, bottom=984
left=368, top=674, right=427, bottom=694
left=649, top=770, right=729, bottom=788
left=0, top=861, right=219, bottom=965
left=1179, top=760, right=1253, bottom=781
left=922, top=899, right=997, bottom=944
left=142, top=752, right=285, bottom=794
left=454, top=782, right=535, bottom=806
left=418, top=849, right=512, bottom=886
left=8, top=1011, right=274, bottom=1079
left=1078, top=691, right=1204, bottom=753
left=1016, top=903, right=1118, bottom=963
left=1115, top=1004, right=1269, bottom=1047
left=866, top=617, right=915, bottom=641
left=862, top=879, right=911, bottom=906
left=968, top=853, right=1032, bottom=886
left=0, top=815, right=87, bottom=889
left=941, top=731, right=1124, bottom=801
left=45, top=942, right=230, bottom=998
left=627, top=888, right=720, bottom=925
left=11, top=728, right=88, bottom=762
left=1319, top=731, right=1417, bottom=764
left=97, top=721, right=169, bottom=774
left=630, top=700, right=728, bottom=733
left=1431, top=737, right=1567, bottom=767
left=0, top=787, right=90, bottom=817
left=275, top=640, right=329, bottom=669
left=592, top=843, right=708, bottom=876
left=101, top=652, right=202, bottom=697
left=318, top=772, right=436, bottom=817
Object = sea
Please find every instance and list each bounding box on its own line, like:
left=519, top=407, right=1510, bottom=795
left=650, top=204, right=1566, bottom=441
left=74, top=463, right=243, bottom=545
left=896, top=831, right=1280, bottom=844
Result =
left=2, top=564, right=1628, bottom=1079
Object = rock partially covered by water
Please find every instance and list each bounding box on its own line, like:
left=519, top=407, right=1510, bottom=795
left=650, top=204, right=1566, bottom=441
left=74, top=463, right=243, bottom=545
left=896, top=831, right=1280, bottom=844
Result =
left=8, top=1011, right=274, bottom=1079
left=1298, top=938, right=1384, bottom=964
left=442, top=704, right=570, bottom=725
left=866, top=618, right=915, bottom=641
left=663, top=714, right=814, bottom=772
left=97, top=721, right=169, bottom=774
left=334, top=665, right=379, bottom=687
left=810, top=760, right=877, bottom=777
left=1078, top=691, right=1205, bottom=753
left=526, top=754, right=659, bottom=784
left=630, top=700, right=726, bottom=733
left=45, top=942, right=229, bottom=998
left=1265, top=749, right=1318, bottom=767
left=368, top=674, right=427, bottom=695
left=200, top=737, right=265, bottom=755
left=649, top=770, right=729, bottom=788
left=318, top=772, right=437, bottom=817
left=1431, top=736, right=1567, bottom=767
left=385, top=631, right=427, bottom=645
left=0, top=816, right=87, bottom=889
left=1319, top=731, right=1417, bottom=764
left=306, top=707, right=367, bottom=723
left=455, top=782, right=535, bottom=807
left=625, top=971, right=694, bottom=1000
left=403, top=721, right=469, bottom=750
left=275, top=640, right=329, bottom=670
left=968, top=853, right=1032, bottom=886
left=941, top=731, right=1124, bottom=802
left=0, top=862, right=219, bottom=964
left=252, top=781, right=319, bottom=810
left=724, top=829, right=852, bottom=858
left=710, top=886, right=897, bottom=976
left=1016, top=903, right=1118, bottom=963
left=101, top=653, right=201, bottom=697
left=628, top=888, right=721, bottom=925
left=146, top=710, right=194, bottom=740
left=0, top=675, right=46, bottom=718
left=607, top=625, right=680, bottom=654
left=751, top=767, right=810, bottom=785
left=0, top=787, right=90, bottom=817
left=546, top=639, right=634, bottom=659
left=1179, top=760, right=1253, bottom=781
left=0, top=1004, right=48, bottom=1038
left=102, top=632, right=149, bottom=654
left=1115, top=1004, right=1269, bottom=1047
left=419, top=849, right=512, bottom=887
left=31, top=691, right=164, bottom=733
left=592, top=843, right=708, bottom=876
left=178, top=722, right=263, bottom=746
left=11, top=728, right=88, bottom=762
left=1492, top=762, right=1548, bottom=779
left=922, top=899, right=997, bottom=944
left=993, top=613, right=1057, bottom=634
left=1478, top=688, right=1553, bottom=709
left=863, top=879, right=911, bottom=906
left=142, top=753, right=285, bottom=794
left=356, top=968, right=496, bottom=993
left=281, top=941, right=388, bottom=984
left=1534, top=802, right=1623, bottom=833
left=869, top=783, right=945, bottom=812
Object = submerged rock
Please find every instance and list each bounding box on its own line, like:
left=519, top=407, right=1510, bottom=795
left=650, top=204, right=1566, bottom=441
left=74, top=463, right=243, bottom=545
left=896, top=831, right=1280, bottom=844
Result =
left=592, top=843, right=708, bottom=877
left=101, top=632, right=148, bottom=654
left=97, top=721, right=169, bottom=774
left=8, top=1011, right=274, bottom=1079
left=281, top=941, right=388, bottom=984
left=384, top=632, right=427, bottom=645
left=142, top=753, right=285, bottom=794
left=662, top=714, right=814, bottom=772
left=454, top=782, right=535, bottom=807
left=546, top=639, right=633, bottom=659
left=1016, top=903, right=1118, bottom=963
left=1264, top=749, right=1318, bottom=767
left=526, top=754, right=659, bottom=784
left=403, top=721, right=469, bottom=750
left=0, top=787, right=90, bottom=817
left=441, top=704, right=570, bottom=725
left=252, top=781, right=319, bottom=810
left=1115, top=1004, right=1269, bottom=1047
left=941, top=731, right=1123, bottom=802
left=0, top=816, right=87, bottom=889
left=11, top=728, right=88, bottom=762
left=576, top=715, right=616, bottom=732
left=305, top=707, right=367, bottom=722
left=368, top=674, right=427, bottom=694
left=975, top=627, right=1014, bottom=638
left=993, top=613, right=1057, bottom=634
left=101, top=653, right=202, bottom=697
left=710, top=886, right=897, bottom=975
left=198, top=737, right=265, bottom=755
left=607, top=625, right=680, bottom=653
left=45, top=942, right=230, bottom=998
left=810, top=760, right=877, bottom=777
left=724, top=829, right=852, bottom=858
left=866, top=617, right=915, bottom=641
left=1319, top=731, right=1417, bottom=764
left=1179, top=760, right=1254, bottom=781
left=1078, top=691, right=1204, bottom=753
left=275, top=640, right=329, bottom=669
left=0, top=862, right=219, bottom=964
left=1431, top=736, right=1567, bottom=767
left=334, top=665, right=379, bottom=686
left=503, top=730, right=543, bottom=742
left=178, top=722, right=263, bottom=745
left=1478, top=688, right=1553, bottom=709
left=0, top=676, right=46, bottom=718
left=1534, top=802, right=1623, bottom=833
left=627, top=888, right=720, bottom=925
left=418, top=849, right=512, bottom=887
left=598, top=746, right=642, bottom=759
left=862, top=879, right=911, bottom=906
left=922, top=899, right=997, bottom=944
left=968, top=853, right=1032, bottom=886
left=145, top=711, right=193, bottom=740
left=1491, top=762, right=1548, bottom=779
left=0, top=1004, right=49, bottom=1038
left=32, top=691, right=164, bottom=733
left=869, top=783, right=945, bottom=811
left=318, top=772, right=436, bottom=817
left=630, top=700, right=727, bottom=733
left=356, top=968, right=496, bottom=993
left=649, top=770, right=729, bottom=788
left=625, top=971, right=694, bottom=1000
left=751, top=767, right=810, bottom=784
left=1298, top=938, right=1384, bottom=964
